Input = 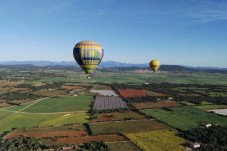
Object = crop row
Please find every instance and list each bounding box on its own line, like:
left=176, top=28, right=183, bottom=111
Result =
left=93, top=96, right=128, bottom=110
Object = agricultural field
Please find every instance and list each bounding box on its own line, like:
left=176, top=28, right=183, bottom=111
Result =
left=0, top=102, right=11, bottom=108
left=6, top=124, right=87, bottom=139
left=194, top=104, right=227, bottom=110
left=0, top=112, right=89, bottom=134
left=126, top=130, right=186, bottom=151
left=132, top=101, right=182, bottom=109
left=118, top=89, right=149, bottom=98
left=33, top=89, right=66, bottom=97
left=89, top=120, right=171, bottom=135
left=92, top=84, right=112, bottom=90
left=61, top=85, right=86, bottom=90
left=0, top=81, right=22, bottom=87
left=2, top=99, right=41, bottom=112
left=147, top=90, right=168, bottom=96
left=91, top=111, right=146, bottom=122
left=22, top=96, right=93, bottom=113
left=0, top=87, right=31, bottom=93
left=141, top=106, right=227, bottom=131
left=93, top=96, right=128, bottom=111
left=41, top=134, right=125, bottom=145
left=107, top=142, right=141, bottom=151
left=90, top=90, right=118, bottom=96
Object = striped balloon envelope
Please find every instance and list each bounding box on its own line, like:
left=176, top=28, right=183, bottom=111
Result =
left=73, top=40, right=104, bottom=79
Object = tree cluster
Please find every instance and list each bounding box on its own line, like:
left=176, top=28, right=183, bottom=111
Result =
left=184, top=125, right=227, bottom=151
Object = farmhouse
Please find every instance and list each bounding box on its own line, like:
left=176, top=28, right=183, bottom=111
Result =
left=190, top=142, right=200, bottom=148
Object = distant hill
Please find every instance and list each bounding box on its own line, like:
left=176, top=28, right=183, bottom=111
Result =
left=0, top=61, right=226, bottom=73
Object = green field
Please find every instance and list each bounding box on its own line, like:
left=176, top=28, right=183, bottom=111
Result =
left=0, top=111, right=14, bottom=122
left=141, top=106, right=227, bottom=131
left=126, top=130, right=186, bottom=151
left=22, top=96, right=93, bottom=113
left=107, top=142, right=140, bottom=151
left=194, top=104, right=227, bottom=110
left=89, top=120, right=171, bottom=135
left=92, top=111, right=146, bottom=122
left=39, top=70, right=227, bottom=85
left=0, top=112, right=88, bottom=134
left=2, top=100, right=39, bottom=112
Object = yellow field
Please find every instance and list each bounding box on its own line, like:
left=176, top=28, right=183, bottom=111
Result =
left=126, top=130, right=186, bottom=151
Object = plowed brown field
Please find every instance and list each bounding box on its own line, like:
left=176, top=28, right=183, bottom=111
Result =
left=118, top=89, right=149, bottom=98
left=132, top=101, right=182, bottom=109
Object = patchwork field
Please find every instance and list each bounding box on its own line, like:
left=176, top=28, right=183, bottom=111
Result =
left=89, top=120, right=171, bottom=135
left=194, top=104, right=227, bottom=110
left=2, top=100, right=40, bottom=112
left=126, top=130, right=186, bottom=151
left=41, top=134, right=125, bottom=145
left=33, top=89, right=66, bottom=97
left=0, top=81, right=22, bottom=87
left=141, top=107, right=227, bottom=131
left=91, top=111, right=146, bottom=122
left=0, top=87, right=31, bottom=93
left=107, top=142, right=141, bottom=151
left=22, top=96, right=93, bottom=113
left=6, top=124, right=87, bottom=139
left=93, top=96, right=128, bottom=111
left=0, top=112, right=89, bottom=134
left=132, top=101, right=182, bottom=109
left=61, top=85, right=86, bottom=90
left=118, top=89, right=149, bottom=98
left=147, top=91, right=169, bottom=96
left=90, top=90, right=118, bottom=96
left=0, top=102, right=11, bottom=108
left=92, top=84, right=112, bottom=90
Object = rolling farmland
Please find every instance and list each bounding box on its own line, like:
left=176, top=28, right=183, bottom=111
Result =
left=22, top=96, right=93, bottom=113
left=132, top=101, right=182, bottom=109
left=141, top=107, right=227, bottom=130
left=41, top=134, right=126, bottom=145
left=90, top=90, right=118, bottom=96
left=91, top=111, right=146, bottom=122
left=0, top=112, right=89, bottom=134
left=93, top=96, right=128, bottom=111
left=6, top=124, right=88, bottom=139
left=89, top=120, right=171, bottom=135
left=126, top=130, right=186, bottom=151
left=118, top=89, right=149, bottom=98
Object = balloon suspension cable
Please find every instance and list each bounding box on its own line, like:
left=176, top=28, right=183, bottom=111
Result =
left=87, top=74, right=91, bottom=79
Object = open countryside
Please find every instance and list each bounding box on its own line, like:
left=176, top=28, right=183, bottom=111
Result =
left=0, top=65, right=227, bottom=150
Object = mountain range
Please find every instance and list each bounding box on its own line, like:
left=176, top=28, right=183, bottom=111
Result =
left=0, top=60, right=226, bottom=71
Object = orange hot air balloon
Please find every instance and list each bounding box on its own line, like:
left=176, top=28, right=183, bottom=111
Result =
left=150, top=59, right=160, bottom=72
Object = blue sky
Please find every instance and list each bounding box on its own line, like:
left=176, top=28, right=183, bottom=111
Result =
left=0, top=0, right=227, bottom=67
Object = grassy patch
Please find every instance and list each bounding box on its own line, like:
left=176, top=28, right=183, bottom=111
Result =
left=141, top=106, right=227, bottom=131
left=2, top=100, right=38, bottom=112
left=91, top=111, right=146, bottom=122
left=0, top=112, right=88, bottom=134
left=107, top=142, right=140, bottom=151
left=89, top=120, right=171, bottom=135
left=126, top=130, right=186, bottom=151
left=194, top=105, right=227, bottom=110
left=23, top=96, right=93, bottom=113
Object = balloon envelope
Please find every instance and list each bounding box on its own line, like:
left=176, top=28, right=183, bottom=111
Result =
left=150, top=60, right=160, bottom=72
left=73, top=40, right=104, bottom=78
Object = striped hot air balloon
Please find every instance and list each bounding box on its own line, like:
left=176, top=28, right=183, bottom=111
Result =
left=150, top=59, right=160, bottom=72
left=73, top=40, right=104, bottom=79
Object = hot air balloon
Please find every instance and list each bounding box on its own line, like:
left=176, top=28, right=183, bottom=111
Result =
left=73, top=40, right=104, bottom=79
left=150, top=59, right=160, bottom=72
